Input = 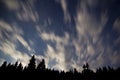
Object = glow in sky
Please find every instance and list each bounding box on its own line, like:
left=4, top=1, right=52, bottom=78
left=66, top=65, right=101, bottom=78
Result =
left=0, top=0, right=120, bottom=71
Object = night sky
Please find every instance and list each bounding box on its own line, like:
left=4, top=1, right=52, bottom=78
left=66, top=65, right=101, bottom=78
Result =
left=0, top=0, right=120, bottom=71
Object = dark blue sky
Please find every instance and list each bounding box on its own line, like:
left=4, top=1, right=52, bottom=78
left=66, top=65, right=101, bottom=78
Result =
left=0, top=0, right=120, bottom=71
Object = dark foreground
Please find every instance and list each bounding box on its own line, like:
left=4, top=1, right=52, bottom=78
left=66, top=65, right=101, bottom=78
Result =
left=0, top=56, right=119, bottom=80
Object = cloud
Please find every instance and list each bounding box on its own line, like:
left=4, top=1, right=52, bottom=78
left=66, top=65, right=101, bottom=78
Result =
left=35, top=0, right=109, bottom=71
left=16, top=2, right=39, bottom=22
left=47, top=18, right=52, bottom=25
left=105, top=46, right=120, bottom=67
left=2, top=0, right=39, bottom=22
left=77, top=1, right=107, bottom=42
left=76, top=7, right=107, bottom=38
left=15, top=34, right=31, bottom=51
left=36, top=26, right=69, bottom=71
left=0, top=20, right=32, bottom=51
left=37, top=25, right=91, bottom=71
left=1, top=0, right=118, bottom=72
left=2, top=0, right=20, bottom=10
left=40, top=32, right=69, bottom=45
left=44, top=44, right=66, bottom=71
left=73, top=0, right=109, bottom=69
left=0, top=20, right=33, bottom=66
left=35, top=0, right=120, bottom=72
left=110, top=51, right=120, bottom=66
left=87, top=45, right=95, bottom=55
left=57, top=0, right=71, bottom=23
left=114, top=37, right=120, bottom=46
left=0, top=20, right=13, bottom=31
left=29, top=40, right=35, bottom=47
left=0, top=20, right=13, bottom=39
left=113, top=17, right=120, bottom=33
left=0, top=40, right=30, bottom=66
left=0, top=58, right=5, bottom=66
left=37, top=27, right=70, bottom=71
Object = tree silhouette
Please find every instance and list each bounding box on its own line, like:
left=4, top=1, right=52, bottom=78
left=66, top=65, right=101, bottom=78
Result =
left=14, top=61, right=18, bottom=67
left=0, top=56, right=119, bottom=80
left=27, top=55, right=36, bottom=71
left=37, top=59, right=45, bottom=70
left=1, top=61, right=7, bottom=68
left=82, top=63, right=94, bottom=80
left=17, top=62, right=23, bottom=71
left=83, top=62, right=89, bottom=70
left=0, top=61, right=7, bottom=72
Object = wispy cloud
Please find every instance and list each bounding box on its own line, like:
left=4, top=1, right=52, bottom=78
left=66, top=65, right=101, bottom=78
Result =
left=113, top=17, right=120, bottom=33
left=0, top=20, right=33, bottom=66
left=1, top=0, right=119, bottom=72
left=0, top=20, right=32, bottom=52
left=73, top=0, right=109, bottom=70
left=73, top=0, right=120, bottom=70
left=76, top=6, right=107, bottom=39
left=57, top=0, right=71, bottom=23
left=0, top=58, right=5, bottom=66
left=16, top=2, right=39, bottom=22
left=110, top=51, right=120, bottom=66
left=0, top=20, right=13, bottom=39
left=2, top=0, right=39, bottom=22
left=35, top=0, right=110, bottom=71
left=37, top=26, right=70, bottom=71
left=2, top=0, right=20, bottom=10
left=15, top=34, right=31, bottom=51
left=35, top=0, right=120, bottom=72
left=45, top=44, right=66, bottom=71
left=40, top=32, right=69, bottom=45
left=0, top=40, right=30, bottom=66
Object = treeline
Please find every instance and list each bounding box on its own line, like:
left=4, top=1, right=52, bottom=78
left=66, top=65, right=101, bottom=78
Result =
left=0, top=55, right=119, bottom=80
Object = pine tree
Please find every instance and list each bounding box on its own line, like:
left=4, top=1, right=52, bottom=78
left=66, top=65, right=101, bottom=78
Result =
left=37, top=59, right=45, bottom=70
left=0, top=61, right=7, bottom=72
left=27, top=55, right=36, bottom=71
left=17, top=63, right=23, bottom=71
left=1, top=61, right=7, bottom=68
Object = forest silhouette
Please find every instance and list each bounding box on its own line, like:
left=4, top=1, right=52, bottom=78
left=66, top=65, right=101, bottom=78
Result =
left=0, top=55, right=119, bottom=80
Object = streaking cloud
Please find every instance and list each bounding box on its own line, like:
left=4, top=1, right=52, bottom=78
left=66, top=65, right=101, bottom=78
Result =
left=0, top=0, right=120, bottom=72
left=57, top=0, right=71, bottom=23
left=2, top=0, right=38, bottom=22
left=0, top=20, right=32, bottom=66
